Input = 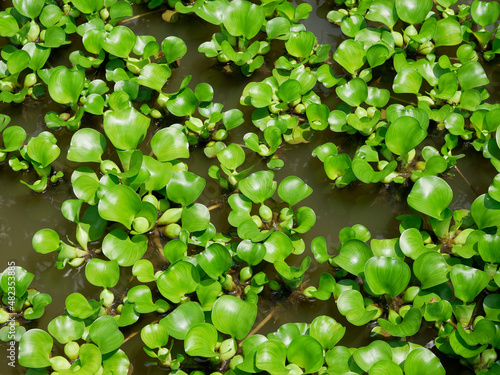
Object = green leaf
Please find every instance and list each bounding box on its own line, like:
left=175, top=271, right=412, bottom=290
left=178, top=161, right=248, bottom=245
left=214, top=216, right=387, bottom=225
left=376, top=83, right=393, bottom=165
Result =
left=24, top=292, right=52, bottom=320
left=287, top=335, right=324, bottom=373
left=369, top=361, right=404, bottom=375
left=457, top=318, right=495, bottom=346
left=450, top=264, right=489, bottom=303
left=285, top=31, right=315, bottom=59
left=102, top=229, right=147, bottom=267
left=32, top=228, right=60, bottom=254
left=309, top=315, right=345, bottom=350
left=395, top=0, right=433, bottom=24
left=157, top=261, right=200, bottom=303
left=471, top=0, right=500, bottom=27
left=13, top=0, right=44, bottom=19
left=184, top=323, right=219, bottom=357
left=48, top=315, right=85, bottom=344
left=353, top=340, right=392, bottom=372
left=167, top=171, right=206, bottom=206
left=67, top=128, right=106, bottom=163
left=366, top=86, right=390, bottom=107
left=151, top=124, right=189, bottom=161
left=246, top=82, right=273, bottom=108
left=141, top=323, right=169, bottom=349
left=407, top=176, right=453, bottom=220
left=85, top=259, right=120, bottom=288
left=217, top=144, right=245, bottom=170
left=471, top=194, right=500, bottom=229
left=1, top=266, right=33, bottom=297
left=336, top=78, right=368, bottom=107
left=458, top=61, right=489, bottom=91
left=23, top=43, right=49, bottom=72
left=404, top=348, right=445, bottom=375
left=364, top=256, right=411, bottom=297
left=386, top=116, right=427, bottom=156
left=65, top=292, right=101, bottom=319
left=434, top=18, right=462, bottom=47
left=239, top=170, right=276, bottom=204
left=366, top=0, right=398, bottom=29
left=132, top=259, right=156, bottom=283
left=414, top=251, right=449, bottom=289
left=378, top=308, right=423, bottom=337
left=44, top=26, right=68, bottom=48
left=277, top=79, right=302, bottom=103
left=255, top=340, right=289, bottom=374
left=393, top=68, right=422, bottom=95
left=160, top=301, right=204, bottom=340
left=161, top=36, right=187, bottom=64
left=0, top=13, right=20, bottom=37
left=48, top=66, right=85, bottom=105
left=102, top=26, right=136, bottom=58
left=89, top=315, right=124, bottom=354
left=478, top=234, right=500, bottom=263
left=334, top=239, right=373, bottom=276
left=263, top=232, right=294, bottom=263
left=223, top=0, right=265, bottom=40
left=104, top=107, right=150, bottom=150
left=135, top=63, right=171, bottom=92
left=213, top=295, right=257, bottom=340
left=197, top=243, right=232, bottom=279
left=337, top=289, right=378, bottom=326
left=7, top=49, right=30, bottom=74
left=167, top=88, right=198, bottom=117
left=98, top=184, right=142, bottom=229
left=72, top=0, right=104, bottom=13
left=333, top=40, right=366, bottom=75
left=278, top=176, right=312, bottom=207
left=18, top=329, right=53, bottom=368
left=181, top=203, right=210, bottom=232
left=237, top=240, right=266, bottom=266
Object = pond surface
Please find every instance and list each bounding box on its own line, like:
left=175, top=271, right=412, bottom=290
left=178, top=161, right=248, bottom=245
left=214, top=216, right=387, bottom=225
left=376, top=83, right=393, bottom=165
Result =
left=0, top=0, right=498, bottom=373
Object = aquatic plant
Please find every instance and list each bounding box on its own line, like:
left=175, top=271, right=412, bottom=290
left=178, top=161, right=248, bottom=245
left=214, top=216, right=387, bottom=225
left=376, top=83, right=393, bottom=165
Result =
left=2, top=0, right=500, bottom=374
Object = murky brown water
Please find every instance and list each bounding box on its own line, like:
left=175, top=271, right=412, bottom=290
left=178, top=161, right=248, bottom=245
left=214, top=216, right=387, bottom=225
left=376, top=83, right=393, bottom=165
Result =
left=0, top=0, right=497, bottom=373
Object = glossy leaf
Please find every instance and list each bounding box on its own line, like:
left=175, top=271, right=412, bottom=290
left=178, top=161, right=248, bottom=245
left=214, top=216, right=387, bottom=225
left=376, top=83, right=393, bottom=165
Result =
left=18, top=329, right=53, bottom=368
left=414, top=252, right=449, bottom=289
left=287, top=335, right=324, bottom=373
left=364, top=256, right=411, bottom=297
left=48, top=66, right=85, bottom=105
left=407, top=176, right=453, bottom=220
left=395, top=0, right=433, bottom=24
left=197, top=243, right=232, bottom=279
left=103, top=107, right=150, bottom=150
left=334, top=239, right=373, bottom=276
left=385, top=116, right=427, bottom=155
left=184, top=323, right=218, bottom=357
left=450, top=264, right=489, bottom=303
left=167, top=171, right=206, bottom=206
left=212, top=295, right=257, bottom=339
left=309, top=315, right=345, bottom=350
left=157, top=261, right=200, bottom=303
left=160, top=301, right=204, bottom=340
left=89, top=315, right=124, bottom=354
left=102, top=229, right=147, bottom=267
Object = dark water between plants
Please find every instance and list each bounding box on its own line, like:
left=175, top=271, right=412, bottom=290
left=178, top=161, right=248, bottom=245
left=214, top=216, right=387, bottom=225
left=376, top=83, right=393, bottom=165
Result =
left=0, top=0, right=497, bottom=373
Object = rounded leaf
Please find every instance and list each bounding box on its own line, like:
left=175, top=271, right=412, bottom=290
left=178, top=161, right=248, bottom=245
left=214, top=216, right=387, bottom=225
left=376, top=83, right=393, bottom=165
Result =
left=19, top=329, right=53, bottom=368
left=85, top=259, right=120, bottom=288
left=407, top=176, right=453, bottom=220
left=287, top=335, right=324, bottom=373
left=364, top=256, right=411, bottom=297
left=160, top=302, right=204, bottom=340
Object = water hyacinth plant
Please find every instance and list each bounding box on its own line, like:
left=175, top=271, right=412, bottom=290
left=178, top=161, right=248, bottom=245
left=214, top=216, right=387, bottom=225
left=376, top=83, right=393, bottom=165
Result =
left=2, top=0, right=500, bottom=374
